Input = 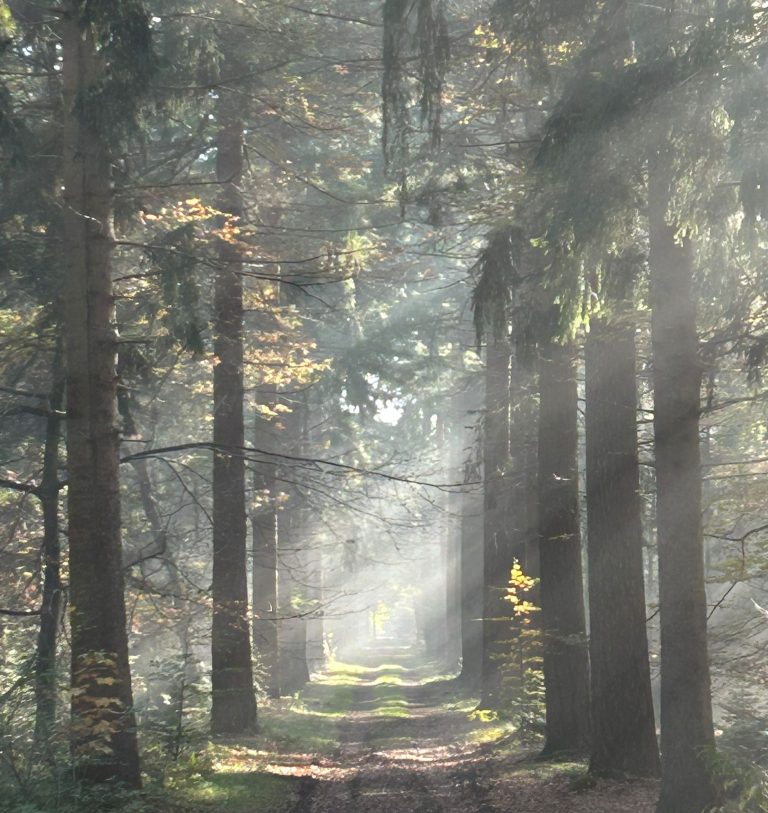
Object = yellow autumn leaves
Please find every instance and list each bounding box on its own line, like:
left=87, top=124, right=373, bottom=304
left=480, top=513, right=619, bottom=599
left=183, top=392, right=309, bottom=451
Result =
left=504, top=560, right=539, bottom=618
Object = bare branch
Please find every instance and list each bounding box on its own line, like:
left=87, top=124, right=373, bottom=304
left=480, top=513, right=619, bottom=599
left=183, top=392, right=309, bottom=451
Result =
left=121, top=441, right=477, bottom=491
left=0, top=607, right=40, bottom=617
left=0, top=478, right=38, bottom=495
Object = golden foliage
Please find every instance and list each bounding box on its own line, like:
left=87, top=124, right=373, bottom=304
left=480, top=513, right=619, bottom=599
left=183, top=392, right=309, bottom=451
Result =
left=504, top=559, right=539, bottom=617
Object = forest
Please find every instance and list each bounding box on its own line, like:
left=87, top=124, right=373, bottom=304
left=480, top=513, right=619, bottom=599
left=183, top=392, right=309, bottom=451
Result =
left=1, top=0, right=768, bottom=811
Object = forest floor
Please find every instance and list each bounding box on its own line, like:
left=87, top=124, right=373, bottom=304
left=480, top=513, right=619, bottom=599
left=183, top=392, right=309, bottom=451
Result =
left=171, top=647, right=659, bottom=813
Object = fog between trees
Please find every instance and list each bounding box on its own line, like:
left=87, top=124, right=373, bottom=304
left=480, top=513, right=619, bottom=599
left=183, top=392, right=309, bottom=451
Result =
left=1, top=2, right=768, bottom=812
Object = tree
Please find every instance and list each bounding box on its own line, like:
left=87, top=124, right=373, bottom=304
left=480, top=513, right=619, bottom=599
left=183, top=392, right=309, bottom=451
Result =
left=649, top=154, right=718, bottom=813
left=537, top=328, right=590, bottom=756
left=452, top=377, right=483, bottom=688
left=527, top=0, right=728, bottom=779
left=210, top=78, right=258, bottom=734
left=277, top=399, right=312, bottom=695
left=251, top=427, right=279, bottom=699
left=585, top=254, right=659, bottom=777
left=61, top=0, right=152, bottom=785
left=479, top=336, right=510, bottom=708
left=472, top=229, right=516, bottom=709
left=33, top=336, right=64, bottom=740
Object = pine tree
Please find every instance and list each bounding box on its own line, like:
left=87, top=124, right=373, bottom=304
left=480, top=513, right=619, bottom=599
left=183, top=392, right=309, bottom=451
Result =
left=479, top=335, right=511, bottom=708
left=34, top=336, right=65, bottom=740
left=585, top=254, right=659, bottom=777
left=210, top=74, right=258, bottom=734
left=60, top=0, right=153, bottom=785
left=649, top=153, right=718, bottom=813
left=252, top=432, right=279, bottom=699
left=537, top=330, right=590, bottom=756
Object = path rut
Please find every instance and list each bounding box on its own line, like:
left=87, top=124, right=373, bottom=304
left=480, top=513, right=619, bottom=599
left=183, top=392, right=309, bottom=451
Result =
left=270, top=650, right=659, bottom=813
left=290, top=660, right=501, bottom=813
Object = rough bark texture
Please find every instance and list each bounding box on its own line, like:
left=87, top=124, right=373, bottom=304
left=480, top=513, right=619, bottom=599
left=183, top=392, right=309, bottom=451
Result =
left=34, top=338, right=64, bottom=740
left=649, top=162, right=717, bottom=813
left=585, top=268, right=660, bottom=778
left=537, top=340, right=590, bottom=757
left=210, top=104, right=257, bottom=734
left=480, top=339, right=511, bottom=708
left=61, top=8, right=140, bottom=785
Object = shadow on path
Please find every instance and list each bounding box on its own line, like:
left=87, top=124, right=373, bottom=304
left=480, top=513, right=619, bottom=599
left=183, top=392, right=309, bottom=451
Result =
left=200, top=645, right=659, bottom=813
left=291, top=646, right=498, bottom=813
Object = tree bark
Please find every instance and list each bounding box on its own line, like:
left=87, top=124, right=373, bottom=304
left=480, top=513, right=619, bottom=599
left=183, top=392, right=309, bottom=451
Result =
left=537, top=339, right=590, bottom=756
left=649, top=160, right=717, bottom=813
left=61, top=6, right=140, bottom=785
left=522, top=376, right=539, bottom=586
left=210, top=100, right=257, bottom=734
left=34, top=336, right=65, bottom=741
left=480, top=338, right=510, bottom=708
left=585, top=263, right=660, bottom=777
left=252, top=443, right=280, bottom=698
left=459, top=482, right=483, bottom=688
left=457, top=377, right=483, bottom=688
left=277, top=394, right=312, bottom=694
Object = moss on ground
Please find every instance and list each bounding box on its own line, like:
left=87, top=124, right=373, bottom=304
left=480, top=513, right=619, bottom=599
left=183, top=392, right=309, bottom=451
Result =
left=167, top=770, right=295, bottom=813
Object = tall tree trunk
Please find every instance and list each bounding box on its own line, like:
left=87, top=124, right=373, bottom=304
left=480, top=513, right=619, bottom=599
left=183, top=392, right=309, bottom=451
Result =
left=61, top=8, right=140, bottom=785
left=457, top=378, right=483, bottom=687
left=504, top=356, right=537, bottom=699
left=649, top=160, right=717, bottom=813
left=277, top=502, right=310, bottom=694
left=460, top=480, right=483, bottom=688
left=305, top=535, right=325, bottom=675
left=295, top=397, right=325, bottom=674
left=34, top=336, right=65, bottom=740
left=249, top=278, right=282, bottom=698
left=445, top=399, right=465, bottom=672
left=445, top=520, right=462, bottom=669
left=427, top=528, right=450, bottom=662
left=585, top=262, right=660, bottom=777
left=480, top=338, right=510, bottom=708
left=537, top=339, right=590, bottom=756
left=522, top=377, right=539, bottom=585
left=210, top=99, right=257, bottom=734
left=252, top=438, right=279, bottom=698
left=277, top=395, right=311, bottom=694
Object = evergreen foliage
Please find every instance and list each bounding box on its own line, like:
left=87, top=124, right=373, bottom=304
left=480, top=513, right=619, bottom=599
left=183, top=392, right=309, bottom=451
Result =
left=1, top=0, right=768, bottom=810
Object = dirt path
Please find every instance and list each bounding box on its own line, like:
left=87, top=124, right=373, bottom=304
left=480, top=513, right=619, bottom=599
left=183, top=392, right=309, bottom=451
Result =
left=292, top=665, right=498, bottom=813
left=279, top=652, right=659, bottom=813
left=198, top=649, right=658, bottom=812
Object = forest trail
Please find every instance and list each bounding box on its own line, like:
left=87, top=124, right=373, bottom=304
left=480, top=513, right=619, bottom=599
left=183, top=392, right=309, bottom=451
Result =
left=294, top=649, right=498, bottom=813
left=196, top=648, right=659, bottom=813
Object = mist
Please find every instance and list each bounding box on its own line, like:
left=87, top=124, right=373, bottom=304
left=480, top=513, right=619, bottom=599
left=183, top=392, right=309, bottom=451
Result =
left=1, top=1, right=768, bottom=813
